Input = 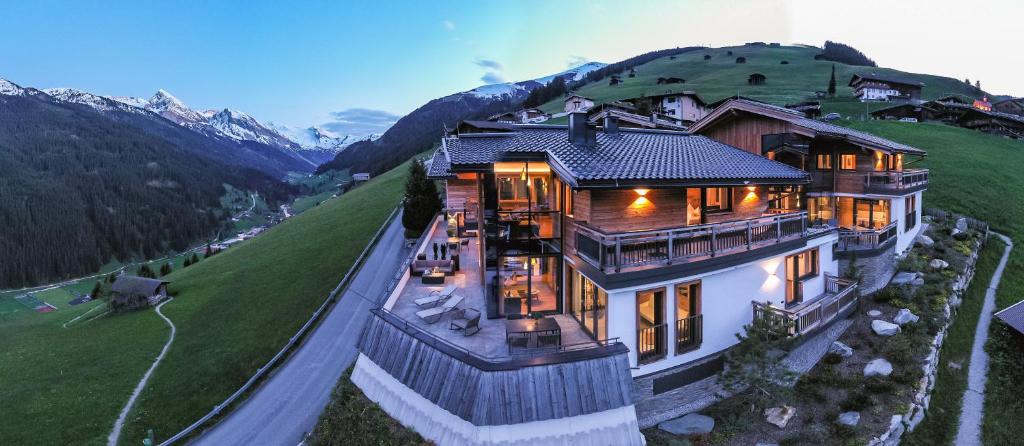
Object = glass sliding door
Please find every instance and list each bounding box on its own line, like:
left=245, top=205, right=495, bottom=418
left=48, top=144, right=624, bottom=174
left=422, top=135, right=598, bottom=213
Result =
left=569, top=269, right=607, bottom=340
left=637, top=288, right=667, bottom=364
left=675, top=281, right=702, bottom=354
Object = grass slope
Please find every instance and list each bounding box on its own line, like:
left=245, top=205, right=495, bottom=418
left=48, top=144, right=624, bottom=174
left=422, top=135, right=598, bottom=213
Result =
left=121, top=160, right=408, bottom=443
left=841, top=121, right=1024, bottom=445
left=539, top=45, right=988, bottom=120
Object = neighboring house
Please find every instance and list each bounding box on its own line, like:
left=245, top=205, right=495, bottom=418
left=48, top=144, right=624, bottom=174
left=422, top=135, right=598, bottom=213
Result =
left=691, top=99, right=928, bottom=292
left=586, top=106, right=687, bottom=131
left=352, top=172, right=371, bottom=182
left=349, top=106, right=934, bottom=445
left=784, top=101, right=822, bottom=118
left=634, top=91, right=709, bottom=124
left=848, top=73, right=924, bottom=102
left=110, top=275, right=169, bottom=311
left=488, top=108, right=550, bottom=124
left=993, top=98, right=1024, bottom=116
left=873, top=98, right=1024, bottom=139
left=563, top=94, right=595, bottom=113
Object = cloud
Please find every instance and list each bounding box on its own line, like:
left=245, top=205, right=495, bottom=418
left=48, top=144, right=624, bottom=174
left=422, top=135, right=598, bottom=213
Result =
left=321, top=108, right=400, bottom=136
left=480, top=72, right=508, bottom=84
left=442, top=20, right=455, bottom=31
left=473, top=59, right=504, bottom=71
left=566, top=55, right=591, bottom=68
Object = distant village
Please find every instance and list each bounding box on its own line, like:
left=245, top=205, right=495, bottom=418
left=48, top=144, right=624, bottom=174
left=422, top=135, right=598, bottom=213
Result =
left=481, top=72, right=1024, bottom=139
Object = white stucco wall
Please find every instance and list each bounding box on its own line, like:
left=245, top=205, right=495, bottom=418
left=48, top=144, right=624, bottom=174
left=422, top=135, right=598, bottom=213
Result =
left=893, top=190, right=924, bottom=254
left=599, top=233, right=839, bottom=376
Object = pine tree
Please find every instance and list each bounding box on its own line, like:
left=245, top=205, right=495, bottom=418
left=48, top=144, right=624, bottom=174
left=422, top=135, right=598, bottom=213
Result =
left=718, top=310, right=796, bottom=411
left=183, top=257, right=192, bottom=267
left=204, top=244, right=212, bottom=259
left=190, top=253, right=199, bottom=265
left=90, top=281, right=103, bottom=299
left=828, top=64, right=837, bottom=97
left=160, top=262, right=172, bottom=277
left=137, top=264, right=155, bottom=278
left=401, top=159, right=442, bottom=232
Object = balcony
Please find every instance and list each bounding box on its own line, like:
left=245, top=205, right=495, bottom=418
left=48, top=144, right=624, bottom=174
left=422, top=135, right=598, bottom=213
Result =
left=573, top=211, right=817, bottom=273
left=751, top=274, right=859, bottom=337
left=863, top=168, right=929, bottom=194
left=837, top=221, right=897, bottom=252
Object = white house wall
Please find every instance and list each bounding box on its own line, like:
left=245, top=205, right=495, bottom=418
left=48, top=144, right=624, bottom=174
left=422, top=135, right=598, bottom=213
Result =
left=892, top=190, right=924, bottom=255
left=601, top=233, right=839, bottom=376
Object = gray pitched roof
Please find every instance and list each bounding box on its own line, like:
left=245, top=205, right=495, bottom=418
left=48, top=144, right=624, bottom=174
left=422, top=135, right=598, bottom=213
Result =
left=435, top=125, right=809, bottom=186
left=427, top=149, right=452, bottom=178
left=995, top=300, right=1024, bottom=335
left=691, top=99, right=927, bottom=156
left=849, top=72, right=925, bottom=88
left=112, top=275, right=168, bottom=297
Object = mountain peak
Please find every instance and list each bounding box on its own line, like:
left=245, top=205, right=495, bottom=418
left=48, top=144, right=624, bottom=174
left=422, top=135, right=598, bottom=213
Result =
left=0, top=78, right=25, bottom=96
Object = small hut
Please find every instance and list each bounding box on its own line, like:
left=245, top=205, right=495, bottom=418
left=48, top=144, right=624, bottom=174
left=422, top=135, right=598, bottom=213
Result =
left=735, top=57, right=746, bottom=64
left=748, top=73, right=766, bottom=85
left=110, top=275, right=169, bottom=312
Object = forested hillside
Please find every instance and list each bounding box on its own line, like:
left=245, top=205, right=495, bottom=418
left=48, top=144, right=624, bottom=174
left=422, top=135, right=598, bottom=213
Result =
left=0, top=91, right=292, bottom=288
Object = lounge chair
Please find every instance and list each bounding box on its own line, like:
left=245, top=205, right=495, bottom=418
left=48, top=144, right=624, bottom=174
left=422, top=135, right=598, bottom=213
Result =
left=414, top=284, right=457, bottom=308
left=415, top=294, right=464, bottom=324
left=449, top=308, right=481, bottom=336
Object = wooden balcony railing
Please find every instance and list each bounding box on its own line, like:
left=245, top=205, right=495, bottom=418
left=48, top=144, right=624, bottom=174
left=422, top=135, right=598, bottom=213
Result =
left=676, top=315, right=703, bottom=354
left=751, top=274, right=858, bottom=337
left=864, top=168, right=929, bottom=193
left=637, top=323, right=667, bottom=364
left=837, top=221, right=897, bottom=252
left=574, top=211, right=811, bottom=273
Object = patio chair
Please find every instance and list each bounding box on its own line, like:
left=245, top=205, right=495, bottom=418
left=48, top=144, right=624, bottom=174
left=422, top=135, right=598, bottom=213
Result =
left=415, top=294, right=464, bottom=324
left=504, top=297, right=522, bottom=319
left=449, top=308, right=481, bottom=336
left=413, top=284, right=457, bottom=308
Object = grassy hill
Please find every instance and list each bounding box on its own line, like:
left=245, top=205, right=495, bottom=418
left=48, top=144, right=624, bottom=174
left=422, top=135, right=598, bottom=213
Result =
left=538, top=44, right=990, bottom=121
left=0, top=159, right=409, bottom=445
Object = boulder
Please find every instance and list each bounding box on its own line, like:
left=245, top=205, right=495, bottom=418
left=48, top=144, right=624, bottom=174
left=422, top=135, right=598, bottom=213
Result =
left=838, top=411, right=861, bottom=426
left=872, top=320, right=901, bottom=336
left=929, top=259, right=949, bottom=270
left=864, top=358, right=894, bottom=377
left=917, top=235, right=935, bottom=248
left=764, top=405, right=796, bottom=428
left=658, top=413, right=714, bottom=436
left=911, top=277, right=925, bottom=286
left=894, top=308, right=920, bottom=326
left=891, top=272, right=918, bottom=286
left=955, top=217, right=968, bottom=232
left=830, top=341, right=854, bottom=357
left=867, top=309, right=883, bottom=318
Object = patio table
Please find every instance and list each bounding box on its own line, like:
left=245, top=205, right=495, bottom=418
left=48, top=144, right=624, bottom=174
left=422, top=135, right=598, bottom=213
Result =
left=505, top=317, right=561, bottom=353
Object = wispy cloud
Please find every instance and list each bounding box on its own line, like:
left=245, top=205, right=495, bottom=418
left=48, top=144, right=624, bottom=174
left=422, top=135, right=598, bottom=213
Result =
left=566, top=55, right=591, bottom=68
left=442, top=20, right=455, bottom=31
left=473, top=59, right=503, bottom=71
left=474, top=58, right=507, bottom=84
left=322, top=108, right=400, bottom=136
left=480, top=72, right=508, bottom=84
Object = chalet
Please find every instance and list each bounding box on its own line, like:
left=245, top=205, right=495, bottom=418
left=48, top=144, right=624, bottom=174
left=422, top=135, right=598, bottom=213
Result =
left=632, top=91, right=709, bottom=124
left=488, top=108, right=549, bottom=124
left=874, top=98, right=1024, bottom=139
left=563, top=94, right=594, bottom=113
left=748, top=73, right=766, bottom=85
left=586, top=105, right=687, bottom=132
left=785, top=101, right=822, bottom=119
left=870, top=103, right=940, bottom=121
left=849, top=73, right=924, bottom=102
left=487, top=111, right=518, bottom=123
left=110, top=275, right=169, bottom=312
left=352, top=172, right=371, bottom=183
left=957, top=108, right=1024, bottom=139
left=993, top=98, right=1024, bottom=116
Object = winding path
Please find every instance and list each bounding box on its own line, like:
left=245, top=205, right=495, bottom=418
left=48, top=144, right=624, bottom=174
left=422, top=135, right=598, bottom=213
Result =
left=108, top=298, right=177, bottom=446
left=954, top=232, right=1012, bottom=446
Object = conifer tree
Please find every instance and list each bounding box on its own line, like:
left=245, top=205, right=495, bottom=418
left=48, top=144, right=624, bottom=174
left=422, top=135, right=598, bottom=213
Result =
left=828, top=64, right=837, bottom=97
left=91, top=281, right=103, bottom=299
left=160, top=262, right=172, bottom=277
left=401, top=159, right=442, bottom=232
left=137, top=264, right=155, bottom=278
left=719, top=310, right=796, bottom=411
left=190, top=253, right=199, bottom=265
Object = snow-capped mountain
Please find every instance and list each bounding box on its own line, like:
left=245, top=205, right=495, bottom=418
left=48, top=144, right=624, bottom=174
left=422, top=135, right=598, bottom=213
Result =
left=270, top=124, right=381, bottom=164
left=467, top=61, right=607, bottom=99
left=43, top=87, right=148, bottom=114
left=203, top=108, right=298, bottom=149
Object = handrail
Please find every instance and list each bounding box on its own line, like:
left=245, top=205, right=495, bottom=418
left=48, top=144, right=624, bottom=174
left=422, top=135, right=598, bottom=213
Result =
left=838, top=221, right=898, bottom=251
left=158, top=207, right=402, bottom=446
left=751, top=274, right=858, bottom=336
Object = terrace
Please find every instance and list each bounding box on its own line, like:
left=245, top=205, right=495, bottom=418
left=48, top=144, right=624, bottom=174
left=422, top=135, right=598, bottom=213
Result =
left=751, top=274, right=859, bottom=337
left=384, top=218, right=608, bottom=360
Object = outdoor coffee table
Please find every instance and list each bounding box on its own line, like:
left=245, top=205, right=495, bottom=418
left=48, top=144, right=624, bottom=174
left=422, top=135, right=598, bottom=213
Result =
left=421, top=268, right=446, bottom=285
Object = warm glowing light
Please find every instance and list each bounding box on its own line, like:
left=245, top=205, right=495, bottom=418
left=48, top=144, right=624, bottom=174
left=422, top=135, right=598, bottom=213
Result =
left=761, top=259, right=781, bottom=275
left=631, top=196, right=652, bottom=208
left=742, top=185, right=759, bottom=203
left=746, top=186, right=756, bottom=192
left=634, top=188, right=650, bottom=196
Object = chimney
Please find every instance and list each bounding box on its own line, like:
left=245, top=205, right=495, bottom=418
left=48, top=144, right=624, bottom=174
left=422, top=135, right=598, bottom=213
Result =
left=568, top=111, right=590, bottom=145
left=603, top=115, right=619, bottom=134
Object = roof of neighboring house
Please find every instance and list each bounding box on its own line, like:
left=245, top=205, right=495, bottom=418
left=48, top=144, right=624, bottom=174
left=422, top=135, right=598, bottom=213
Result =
left=564, top=94, right=593, bottom=102
left=431, top=124, right=809, bottom=187
left=706, top=95, right=758, bottom=109
left=958, top=107, right=1024, bottom=125
left=869, top=103, right=939, bottom=116
left=587, top=108, right=687, bottom=131
left=995, top=300, right=1024, bottom=335
left=691, top=99, right=927, bottom=155
left=112, top=275, right=168, bottom=297
left=460, top=120, right=517, bottom=132
left=637, top=90, right=707, bottom=106
left=849, top=72, right=925, bottom=88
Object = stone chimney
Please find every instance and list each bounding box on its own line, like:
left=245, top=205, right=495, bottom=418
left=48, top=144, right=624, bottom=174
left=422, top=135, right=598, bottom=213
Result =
left=603, top=115, right=619, bottom=134
left=568, top=111, right=594, bottom=145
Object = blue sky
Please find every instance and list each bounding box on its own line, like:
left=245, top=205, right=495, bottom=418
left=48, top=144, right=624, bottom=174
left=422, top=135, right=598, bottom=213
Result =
left=2, top=0, right=1021, bottom=131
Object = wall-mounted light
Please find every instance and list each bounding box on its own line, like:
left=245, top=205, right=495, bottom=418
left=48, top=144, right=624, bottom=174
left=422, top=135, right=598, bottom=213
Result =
left=634, top=188, right=650, bottom=196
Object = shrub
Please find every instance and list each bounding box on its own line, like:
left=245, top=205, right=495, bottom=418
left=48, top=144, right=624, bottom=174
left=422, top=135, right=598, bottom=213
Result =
left=873, top=286, right=902, bottom=304
left=823, top=352, right=844, bottom=365
left=839, top=392, right=873, bottom=411
left=865, top=376, right=896, bottom=394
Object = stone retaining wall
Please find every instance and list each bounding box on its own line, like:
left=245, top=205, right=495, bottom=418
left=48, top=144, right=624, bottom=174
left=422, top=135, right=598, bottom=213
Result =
left=841, top=243, right=898, bottom=296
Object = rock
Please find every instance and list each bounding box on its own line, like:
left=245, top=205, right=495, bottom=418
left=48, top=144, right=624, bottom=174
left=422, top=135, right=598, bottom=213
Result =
left=658, top=413, right=714, bottom=436
left=911, top=277, right=925, bottom=286
left=929, top=259, right=949, bottom=269
left=867, top=309, right=883, bottom=317
left=865, top=358, right=894, bottom=377
left=764, top=405, right=796, bottom=429
left=838, top=411, right=861, bottom=426
left=955, top=217, right=968, bottom=232
left=917, top=235, right=935, bottom=247
left=951, top=227, right=963, bottom=237
left=891, top=272, right=918, bottom=286
left=948, top=361, right=962, bottom=370
left=872, top=320, right=901, bottom=336
left=894, top=308, right=920, bottom=326
left=830, top=341, right=854, bottom=357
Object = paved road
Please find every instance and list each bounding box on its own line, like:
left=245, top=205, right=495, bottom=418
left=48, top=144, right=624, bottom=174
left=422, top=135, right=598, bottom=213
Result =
left=192, top=215, right=409, bottom=446
left=955, top=233, right=1012, bottom=446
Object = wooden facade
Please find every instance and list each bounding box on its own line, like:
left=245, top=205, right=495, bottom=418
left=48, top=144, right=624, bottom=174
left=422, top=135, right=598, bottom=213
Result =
left=698, top=114, right=803, bottom=155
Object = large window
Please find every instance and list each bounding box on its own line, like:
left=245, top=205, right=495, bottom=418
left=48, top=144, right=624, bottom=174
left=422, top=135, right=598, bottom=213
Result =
left=704, top=187, right=733, bottom=213
left=840, top=154, right=857, bottom=170
left=675, top=281, right=702, bottom=354
left=637, top=288, right=666, bottom=363
left=569, top=268, right=607, bottom=340
left=816, top=154, right=832, bottom=169
left=905, top=194, right=918, bottom=231
left=809, top=196, right=834, bottom=225
left=785, top=248, right=819, bottom=304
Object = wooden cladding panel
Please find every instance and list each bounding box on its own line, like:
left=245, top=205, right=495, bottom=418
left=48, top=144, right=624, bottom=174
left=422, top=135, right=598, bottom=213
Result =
left=573, top=190, right=592, bottom=223
left=705, top=186, right=770, bottom=224
left=445, top=178, right=478, bottom=210
left=589, top=189, right=687, bottom=233
left=700, top=115, right=794, bottom=155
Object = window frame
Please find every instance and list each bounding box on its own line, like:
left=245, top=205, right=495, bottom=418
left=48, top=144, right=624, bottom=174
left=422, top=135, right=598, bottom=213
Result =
left=816, top=154, right=832, bottom=170
left=703, top=187, right=733, bottom=213
left=839, top=154, right=857, bottom=170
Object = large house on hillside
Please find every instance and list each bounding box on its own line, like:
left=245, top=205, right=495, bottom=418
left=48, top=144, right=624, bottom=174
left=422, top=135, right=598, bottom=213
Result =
left=351, top=101, right=927, bottom=445
left=849, top=73, right=924, bottom=102
left=634, top=91, right=710, bottom=124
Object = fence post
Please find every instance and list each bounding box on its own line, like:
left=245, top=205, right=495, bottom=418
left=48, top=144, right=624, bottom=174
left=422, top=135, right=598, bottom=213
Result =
left=666, top=232, right=674, bottom=265
left=776, top=218, right=782, bottom=241
left=746, top=221, right=752, bottom=250
left=614, top=238, right=621, bottom=272
left=710, top=226, right=717, bottom=257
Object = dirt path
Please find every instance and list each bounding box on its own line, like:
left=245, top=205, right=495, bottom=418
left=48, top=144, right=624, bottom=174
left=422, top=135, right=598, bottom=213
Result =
left=954, top=233, right=1012, bottom=446
left=107, top=298, right=177, bottom=446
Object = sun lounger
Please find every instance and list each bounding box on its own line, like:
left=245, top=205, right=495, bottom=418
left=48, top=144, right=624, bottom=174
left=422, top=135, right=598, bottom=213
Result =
left=414, top=284, right=457, bottom=308
left=415, top=294, right=464, bottom=324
